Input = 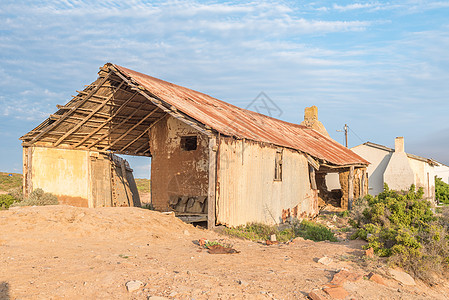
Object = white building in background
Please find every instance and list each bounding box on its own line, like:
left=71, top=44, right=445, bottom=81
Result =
left=350, top=137, right=437, bottom=201
left=435, top=162, right=449, bottom=184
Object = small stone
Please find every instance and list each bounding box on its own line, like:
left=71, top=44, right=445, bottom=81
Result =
left=270, top=234, right=277, bottom=242
left=237, top=280, right=249, bottom=287
left=125, top=280, right=143, bottom=292
left=169, top=291, right=178, bottom=297
left=318, top=256, right=333, bottom=266
left=368, top=272, right=387, bottom=286
left=324, top=286, right=349, bottom=299
left=388, top=268, right=416, bottom=286
left=183, top=230, right=190, bottom=236
left=148, top=297, right=169, bottom=300
left=331, top=270, right=362, bottom=286
left=309, top=289, right=328, bottom=300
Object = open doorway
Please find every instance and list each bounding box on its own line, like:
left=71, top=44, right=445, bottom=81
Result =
left=116, top=155, right=151, bottom=207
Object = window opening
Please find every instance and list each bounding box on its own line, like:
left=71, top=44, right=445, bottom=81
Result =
left=181, top=136, right=197, bottom=151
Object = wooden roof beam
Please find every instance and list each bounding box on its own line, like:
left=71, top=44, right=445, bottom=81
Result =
left=119, top=113, right=166, bottom=153
left=28, top=73, right=112, bottom=144
left=86, top=100, right=147, bottom=149
left=54, top=81, right=125, bottom=147
left=73, top=91, right=140, bottom=147
left=103, top=107, right=160, bottom=151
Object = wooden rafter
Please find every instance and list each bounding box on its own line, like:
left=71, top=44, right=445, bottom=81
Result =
left=110, top=67, right=211, bottom=137
left=74, top=91, right=140, bottom=148
left=119, top=113, right=167, bottom=153
left=87, top=101, right=149, bottom=149
left=103, top=107, right=160, bottom=151
left=54, top=81, right=125, bottom=146
left=27, top=73, right=111, bottom=144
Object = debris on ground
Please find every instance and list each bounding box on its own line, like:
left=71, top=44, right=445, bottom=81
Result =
left=125, top=280, right=143, bottom=292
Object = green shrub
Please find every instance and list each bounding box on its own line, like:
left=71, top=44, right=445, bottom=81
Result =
left=294, top=220, right=338, bottom=242
left=223, top=220, right=337, bottom=243
left=12, top=188, right=58, bottom=207
left=351, top=184, right=449, bottom=282
left=0, top=194, right=16, bottom=209
left=436, top=176, right=449, bottom=204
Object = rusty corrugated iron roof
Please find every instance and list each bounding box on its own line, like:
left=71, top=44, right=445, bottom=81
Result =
left=113, top=64, right=368, bottom=166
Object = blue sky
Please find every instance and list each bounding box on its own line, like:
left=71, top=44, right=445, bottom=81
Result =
left=1, top=0, right=449, bottom=178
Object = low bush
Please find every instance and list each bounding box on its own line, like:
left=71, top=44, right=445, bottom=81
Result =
left=351, top=184, right=449, bottom=283
left=295, top=220, right=338, bottom=242
left=223, top=220, right=337, bottom=243
left=436, top=176, right=449, bottom=204
left=0, top=194, right=16, bottom=209
left=12, top=188, right=58, bottom=207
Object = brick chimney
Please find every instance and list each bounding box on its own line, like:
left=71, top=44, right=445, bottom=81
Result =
left=395, top=137, right=405, bottom=153
left=300, top=106, right=330, bottom=137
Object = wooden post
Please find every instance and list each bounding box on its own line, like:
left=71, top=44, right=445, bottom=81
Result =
left=361, top=168, right=366, bottom=197
left=348, top=166, right=354, bottom=210
left=309, top=166, right=317, bottom=190
left=207, top=136, right=217, bottom=229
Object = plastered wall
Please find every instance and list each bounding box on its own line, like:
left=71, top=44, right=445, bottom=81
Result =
left=30, top=147, right=90, bottom=206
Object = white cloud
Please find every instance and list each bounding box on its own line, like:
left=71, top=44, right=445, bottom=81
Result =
left=332, top=2, right=381, bottom=11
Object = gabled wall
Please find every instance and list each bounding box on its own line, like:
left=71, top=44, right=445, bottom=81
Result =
left=149, top=115, right=209, bottom=212
left=216, top=138, right=317, bottom=227
left=351, top=144, right=392, bottom=196
left=435, top=164, right=449, bottom=184
left=352, top=139, right=436, bottom=201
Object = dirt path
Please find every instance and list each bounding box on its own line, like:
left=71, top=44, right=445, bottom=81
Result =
left=1, top=206, right=448, bottom=299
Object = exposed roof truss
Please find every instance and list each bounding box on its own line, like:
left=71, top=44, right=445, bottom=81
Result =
left=20, top=67, right=181, bottom=157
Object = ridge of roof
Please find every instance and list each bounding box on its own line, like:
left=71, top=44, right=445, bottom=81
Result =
left=357, top=141, right=437, bottom=165
left=112, top=63, right=368, bottom=166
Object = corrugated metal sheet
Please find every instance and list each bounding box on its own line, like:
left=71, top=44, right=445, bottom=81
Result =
left=113, top=64, right=368, bottom=167
left=216, top=138, right=317, bottom=227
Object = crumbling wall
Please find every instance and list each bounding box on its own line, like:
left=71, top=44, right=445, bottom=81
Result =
left=24, top=146, right=140, bottom=208
left=339, top=167, right=368, bottom=209
left=149, top=115, right=209, bottom=212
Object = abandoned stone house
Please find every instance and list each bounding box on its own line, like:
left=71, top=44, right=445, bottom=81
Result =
left=20, top=63, right=369, bottom=228
left=350, top=137, right=437, bottom=201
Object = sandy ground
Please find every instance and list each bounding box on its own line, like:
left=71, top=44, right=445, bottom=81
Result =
left=1, top=205, right=449, bottom=300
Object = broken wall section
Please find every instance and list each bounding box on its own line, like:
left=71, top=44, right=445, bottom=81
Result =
left=23, top=146, right=140, bottom=207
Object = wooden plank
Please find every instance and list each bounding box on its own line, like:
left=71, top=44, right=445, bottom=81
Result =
left=207, top=136, right=217, bottom=229
left=75, top=91, right=140, bottom=148
left=307, top=154, right=320, bottom=170
left=29, top=73, right=111, bottom=144
left=102, top=107, right=160, bottom=151
left=348, top=166, right=354, bottom=210
left=87, top=101, right=147, bottom=149
left=309, top=166, right=317, bottom=190
left=120, top=113, right=166, bottom=153
left=76, top=90, right=109, bottom=100
left=54, top=81, right=125, bottom=147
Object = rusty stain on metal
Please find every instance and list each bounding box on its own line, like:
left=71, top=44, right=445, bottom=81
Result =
left=113, top=64, right=368, bottom=167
